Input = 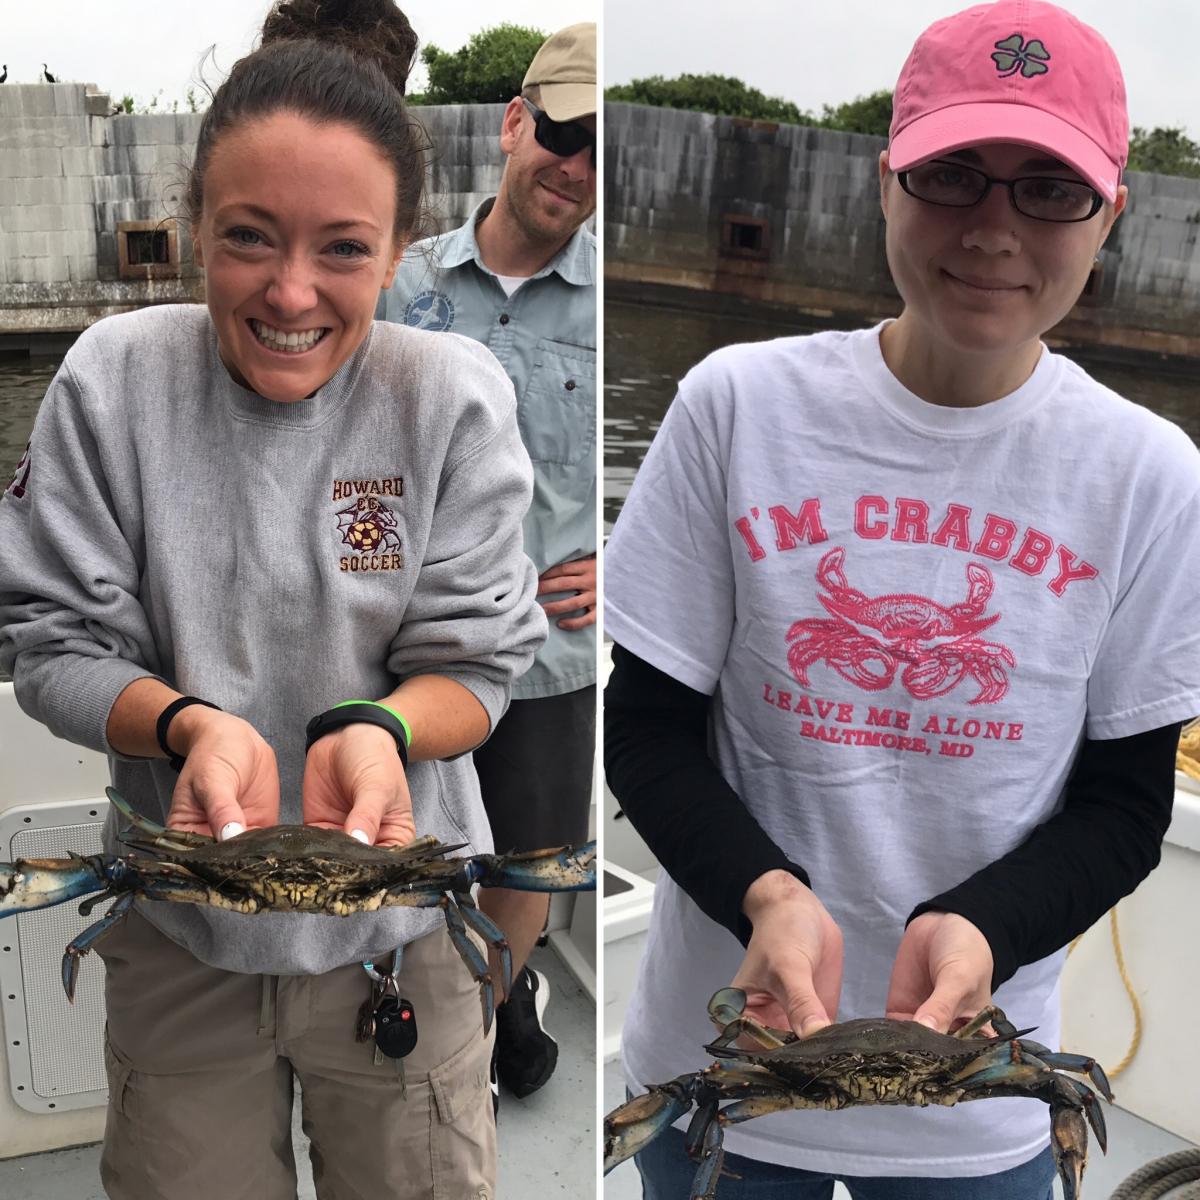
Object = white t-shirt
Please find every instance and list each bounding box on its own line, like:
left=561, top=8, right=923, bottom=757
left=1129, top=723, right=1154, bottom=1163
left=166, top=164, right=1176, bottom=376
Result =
left=605, top=323, right=1200, bottom=1178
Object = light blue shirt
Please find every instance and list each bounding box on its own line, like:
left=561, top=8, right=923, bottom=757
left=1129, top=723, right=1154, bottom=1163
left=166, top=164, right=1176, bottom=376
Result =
left=379, top=199, right=596, bottom=698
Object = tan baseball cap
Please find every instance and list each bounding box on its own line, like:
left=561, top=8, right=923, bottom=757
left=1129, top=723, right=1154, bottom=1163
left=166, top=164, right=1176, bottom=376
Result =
left=521, top=22, right=596, bottom=122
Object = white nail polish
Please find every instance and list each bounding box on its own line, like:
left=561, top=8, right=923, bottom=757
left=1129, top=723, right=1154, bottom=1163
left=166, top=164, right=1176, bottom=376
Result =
left=220, top=822, right=245, bottom=841
left=350, top=829, right=370, bottom=844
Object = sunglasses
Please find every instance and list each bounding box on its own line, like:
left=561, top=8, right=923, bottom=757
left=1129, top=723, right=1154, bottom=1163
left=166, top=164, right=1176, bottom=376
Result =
left=522, top=99, right=595, bottom=166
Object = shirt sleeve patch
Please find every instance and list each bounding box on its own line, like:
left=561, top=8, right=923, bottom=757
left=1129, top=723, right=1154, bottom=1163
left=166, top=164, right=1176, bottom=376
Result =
left=403, top=291, right=455, bottom=332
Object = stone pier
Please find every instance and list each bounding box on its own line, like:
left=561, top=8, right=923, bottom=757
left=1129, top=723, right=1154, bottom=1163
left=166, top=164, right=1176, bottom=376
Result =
left=605, top=102, right=1200, bottom=361
left=0, top=84, right=506, bottom=343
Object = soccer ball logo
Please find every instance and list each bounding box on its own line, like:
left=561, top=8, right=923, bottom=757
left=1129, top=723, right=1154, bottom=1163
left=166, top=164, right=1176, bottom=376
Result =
left=336, top=497, right=400, bottom=554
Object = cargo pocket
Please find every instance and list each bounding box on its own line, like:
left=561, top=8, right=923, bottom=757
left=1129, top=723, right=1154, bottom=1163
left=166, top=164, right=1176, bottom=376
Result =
left=103, top=1029, right=133, bottom=1117
left=428, top=1029, right=495, bottom=1200
left=518, top=339, right=596, bottom=466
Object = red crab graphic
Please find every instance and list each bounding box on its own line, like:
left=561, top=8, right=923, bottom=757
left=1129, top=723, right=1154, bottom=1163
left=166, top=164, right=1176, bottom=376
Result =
left=785, top=548, right=1016, bottom=705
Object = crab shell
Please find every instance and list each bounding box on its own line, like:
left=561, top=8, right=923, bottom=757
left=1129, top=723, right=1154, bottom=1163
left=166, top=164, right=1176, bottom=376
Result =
left=707, top=1017, right=1009, bottom=1105
left=117, top=824, right=471, bottom=914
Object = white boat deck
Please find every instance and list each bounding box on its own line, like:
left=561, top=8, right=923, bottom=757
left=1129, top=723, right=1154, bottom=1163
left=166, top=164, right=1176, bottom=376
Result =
left=0, top=944, right=596, bottom=1198
left=604, top=1055, right=1195, bottom=1198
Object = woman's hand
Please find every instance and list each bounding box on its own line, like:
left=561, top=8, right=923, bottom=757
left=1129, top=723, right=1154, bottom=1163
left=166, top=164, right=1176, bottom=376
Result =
left=167, top=707, right=281, bottom=839
left=302, top=723, right=415, bottom=847
left=731, top=870, right=844, bottom=1037
left=885, top=910, right=994, bottom=1032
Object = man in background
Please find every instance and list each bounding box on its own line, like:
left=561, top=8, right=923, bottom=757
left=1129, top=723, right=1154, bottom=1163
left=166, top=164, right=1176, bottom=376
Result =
left=379, top=22, right=596, bottom=1102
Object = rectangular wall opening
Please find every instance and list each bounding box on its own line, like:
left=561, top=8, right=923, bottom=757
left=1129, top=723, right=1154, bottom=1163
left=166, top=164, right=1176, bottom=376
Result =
left=720, top=214, right=770, bottom=261
left=116, top=220, right=181, bottom=279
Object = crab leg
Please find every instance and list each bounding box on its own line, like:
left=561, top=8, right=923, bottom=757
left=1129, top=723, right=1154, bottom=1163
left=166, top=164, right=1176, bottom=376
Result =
left=675, top=1083, right=842, bottom=1199
left=105, top=787, right=215, bottom=850
left=998, top=1034, right=1113, bottom=1101
left=61, top=866, right=234, bottom=1000
left=953, top=1045, right=1111, bottom=1146
left=454, top=896, right=513, bottom=1001
left=953, top=1005, right=1006, bottom=1039
left=440, top=894, right=498, bottom=1035
left=688, top=1101, right=726, bottom=1200
left=61, top=891, right=136, bottom=1001
left=706, top=987, right=796, bottom=1051
left=951, top=1061, right=1106, bottom=1200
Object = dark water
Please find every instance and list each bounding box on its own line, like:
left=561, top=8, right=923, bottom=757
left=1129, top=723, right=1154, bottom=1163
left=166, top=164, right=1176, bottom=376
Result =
left=0, top=355, right=62, bottom=486
left=5, top=312, right=1200, bottom=531
left=604, top=299, right=1200, bottom=530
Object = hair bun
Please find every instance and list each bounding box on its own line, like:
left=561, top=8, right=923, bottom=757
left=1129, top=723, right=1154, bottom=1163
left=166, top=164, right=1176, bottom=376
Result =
left=261, top=0, right=418, bottom=95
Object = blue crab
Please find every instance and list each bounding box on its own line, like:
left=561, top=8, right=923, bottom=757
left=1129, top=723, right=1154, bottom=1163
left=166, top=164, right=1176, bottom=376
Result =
left=0, top=788, right=596, bottom=1032
left=605, top=988, right=1112, bottom=1200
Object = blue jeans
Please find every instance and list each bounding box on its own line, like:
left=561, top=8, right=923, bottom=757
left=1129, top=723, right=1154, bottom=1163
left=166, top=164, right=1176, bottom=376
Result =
left=634, top=1123, right=1056, bottom=1200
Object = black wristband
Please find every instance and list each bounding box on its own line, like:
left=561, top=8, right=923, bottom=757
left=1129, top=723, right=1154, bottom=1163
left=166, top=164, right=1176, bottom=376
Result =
left=305, top=702, right=409, bottom=768
left=156, top=696, right=222, bottom=773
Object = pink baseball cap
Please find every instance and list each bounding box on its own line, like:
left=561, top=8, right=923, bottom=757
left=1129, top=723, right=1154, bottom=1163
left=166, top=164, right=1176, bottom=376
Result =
left=888, top=0, right=1128, bottom=202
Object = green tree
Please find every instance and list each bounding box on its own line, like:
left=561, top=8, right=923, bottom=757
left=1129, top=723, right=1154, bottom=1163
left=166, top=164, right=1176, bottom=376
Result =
left=419, top=23, right=547, bottom=105
left=1127, top=126, right=1200, bottom=178
left=819, top=90, right=892, bottom=137
left=605, top=74, right=810, bottom=123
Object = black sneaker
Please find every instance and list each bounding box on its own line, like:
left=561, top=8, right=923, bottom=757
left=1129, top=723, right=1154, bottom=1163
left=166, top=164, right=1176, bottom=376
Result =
left=489, top=1039, right=500, bottom=1119
left=494, top=967, right=558, bottom=1098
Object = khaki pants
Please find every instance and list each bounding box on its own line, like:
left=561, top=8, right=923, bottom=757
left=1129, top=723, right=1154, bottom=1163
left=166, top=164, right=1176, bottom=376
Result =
left=97, top=910, right=495, bottom=1200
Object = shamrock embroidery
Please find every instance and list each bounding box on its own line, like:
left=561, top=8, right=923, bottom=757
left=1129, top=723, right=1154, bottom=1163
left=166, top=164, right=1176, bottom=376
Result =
left=992, top=34, right=1051, bottom=78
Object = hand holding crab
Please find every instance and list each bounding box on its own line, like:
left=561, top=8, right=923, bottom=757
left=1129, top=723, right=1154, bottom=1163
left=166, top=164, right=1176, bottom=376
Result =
left=604, top=989, right=1112, bottom=1200
left=168, top=712, right=282, bottom=838
left=735, top=869, right=843, bottom=1037
left=886, top=910, right=995, bottom=1033
left=302, top=720, right=416, bottom=847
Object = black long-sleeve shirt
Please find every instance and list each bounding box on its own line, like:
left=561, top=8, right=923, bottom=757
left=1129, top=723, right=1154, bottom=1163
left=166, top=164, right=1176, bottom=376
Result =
left=604, top=641, right=1181, bottom=990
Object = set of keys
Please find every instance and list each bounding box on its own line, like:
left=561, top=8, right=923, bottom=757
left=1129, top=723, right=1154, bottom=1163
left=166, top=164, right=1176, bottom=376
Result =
left=356, top=953, right=418, bottom=1080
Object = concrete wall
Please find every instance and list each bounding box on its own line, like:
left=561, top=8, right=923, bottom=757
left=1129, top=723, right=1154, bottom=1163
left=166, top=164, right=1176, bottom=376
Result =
left=605, top=101, right=1200, bottom=360
left=0, top=85, right=505, bottom=336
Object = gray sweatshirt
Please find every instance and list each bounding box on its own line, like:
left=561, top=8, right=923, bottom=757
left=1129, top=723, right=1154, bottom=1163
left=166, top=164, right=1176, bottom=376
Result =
left=0, top=304, right=547, bottom=974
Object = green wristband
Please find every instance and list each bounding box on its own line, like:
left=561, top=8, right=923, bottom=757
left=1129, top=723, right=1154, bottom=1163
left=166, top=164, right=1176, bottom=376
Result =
left=332, top=699, right=412, bottom=748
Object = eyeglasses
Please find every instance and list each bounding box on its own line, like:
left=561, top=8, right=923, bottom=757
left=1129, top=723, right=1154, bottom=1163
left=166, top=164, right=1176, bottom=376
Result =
left=522, top=98, right=595, bottom=166
left=896, top=159, right=1104, bottom=223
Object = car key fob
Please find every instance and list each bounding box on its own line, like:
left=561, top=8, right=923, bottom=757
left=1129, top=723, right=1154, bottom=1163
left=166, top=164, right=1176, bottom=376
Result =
left=373, top=994, right=418, bottom=1059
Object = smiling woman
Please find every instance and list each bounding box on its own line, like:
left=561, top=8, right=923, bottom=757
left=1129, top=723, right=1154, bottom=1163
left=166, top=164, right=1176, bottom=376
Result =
left=192, top=111, right=407, bottom=402
left=0, top=1, right=548, bottom=1198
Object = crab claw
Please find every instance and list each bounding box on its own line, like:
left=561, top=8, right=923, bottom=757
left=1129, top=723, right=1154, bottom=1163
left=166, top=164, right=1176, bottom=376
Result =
left=0, top=858, right=108, bottom=916
left=604, top=1079, right=698, bottom=1173
left=1051, top=1106, right=1089, bottom=1200
left=474, top=841, right=596, bottom=892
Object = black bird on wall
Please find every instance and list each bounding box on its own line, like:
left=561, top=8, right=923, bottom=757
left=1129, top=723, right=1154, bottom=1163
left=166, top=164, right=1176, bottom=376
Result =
left=0, top=66, right=8, bottom=84
left=42, top=63, right=56, bottom=83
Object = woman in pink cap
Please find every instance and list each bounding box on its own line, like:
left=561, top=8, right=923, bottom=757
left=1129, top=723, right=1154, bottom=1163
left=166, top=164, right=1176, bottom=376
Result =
left=605, top=2, right=1200, bottom=1197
